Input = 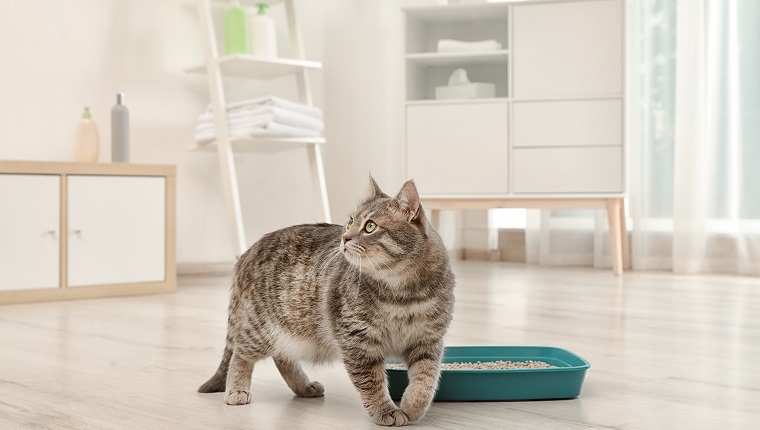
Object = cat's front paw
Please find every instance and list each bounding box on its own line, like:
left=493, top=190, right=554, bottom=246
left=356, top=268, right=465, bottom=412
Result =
left=225, top=390, right=251, bottom=405
left=400, top=396, right=429, bottom=421
left=373, top=408, right=409, bottom=427
left=296, top=381, right=325, bottom=397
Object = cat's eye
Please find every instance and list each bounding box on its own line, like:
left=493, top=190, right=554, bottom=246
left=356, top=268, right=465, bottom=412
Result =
left=364, top=220, right=377, bottom=233
left=346, top=217, right=354, bottom=229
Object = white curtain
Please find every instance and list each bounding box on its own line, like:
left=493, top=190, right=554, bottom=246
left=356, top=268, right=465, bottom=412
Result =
left=526, top=0, right=760, bottom=275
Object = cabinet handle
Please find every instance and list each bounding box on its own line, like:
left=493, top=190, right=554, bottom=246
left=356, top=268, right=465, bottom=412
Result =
left=72, top=229, right=82, bottom=236
left=46, top=229, right=57, bottom=238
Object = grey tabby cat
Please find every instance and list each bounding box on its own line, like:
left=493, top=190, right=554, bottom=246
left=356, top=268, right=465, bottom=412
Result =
left=198, top=176, right=455, bottom=426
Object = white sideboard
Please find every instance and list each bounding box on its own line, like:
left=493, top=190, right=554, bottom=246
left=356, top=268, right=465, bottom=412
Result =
left=0, top=161, right=176, bottom=304
left=403, top=0, right=629, bottom=274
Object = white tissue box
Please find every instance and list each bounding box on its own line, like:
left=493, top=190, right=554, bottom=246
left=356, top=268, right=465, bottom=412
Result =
left=435, top=83, right=496, bottom=100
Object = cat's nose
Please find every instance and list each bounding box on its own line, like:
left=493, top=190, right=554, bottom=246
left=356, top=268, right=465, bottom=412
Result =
left=342, top=234, right=351, bottom=244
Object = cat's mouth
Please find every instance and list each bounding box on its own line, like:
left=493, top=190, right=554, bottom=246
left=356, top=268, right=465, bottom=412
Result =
left=342, top=243, right=371, bottom=268
left=342, top=244, right=394, bottom=275
left=341, top=242, right=363, bottom=258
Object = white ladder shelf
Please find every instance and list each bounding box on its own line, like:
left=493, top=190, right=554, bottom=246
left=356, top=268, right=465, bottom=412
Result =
left=187, top=0, right=331, bottom=258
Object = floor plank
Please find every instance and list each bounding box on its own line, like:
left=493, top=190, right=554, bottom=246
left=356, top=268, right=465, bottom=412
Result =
left=1, top=261, right=758, bottom=429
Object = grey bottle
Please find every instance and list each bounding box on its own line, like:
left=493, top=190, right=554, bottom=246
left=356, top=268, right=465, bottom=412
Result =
left=111, top=93, right=129, bottom=162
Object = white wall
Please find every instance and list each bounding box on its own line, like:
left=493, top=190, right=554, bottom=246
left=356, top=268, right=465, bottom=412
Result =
left=0, top=0, right=448, bottom=266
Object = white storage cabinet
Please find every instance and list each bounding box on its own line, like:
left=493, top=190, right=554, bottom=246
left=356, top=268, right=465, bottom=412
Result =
left=403, top=0, right=629, bottom=274
left=0, top=162, right=176, bottom=304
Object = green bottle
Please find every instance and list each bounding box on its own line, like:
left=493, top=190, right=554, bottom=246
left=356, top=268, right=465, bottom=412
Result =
left=224, top=1, right=248, bottom=55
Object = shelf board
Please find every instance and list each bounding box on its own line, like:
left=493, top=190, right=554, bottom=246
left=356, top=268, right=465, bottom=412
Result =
left=184, top=55, right=321, bottom=80
left=403, top=2, right=509, bottom=22
left=406, top=50, right=509, bottom=67
left=209, top=0, right=284, bottom=6
left=190, top=136, right=325, bottom=154
left=405, top=94, right=625, bottom=106
left=406, top=97, right=509, bottom=106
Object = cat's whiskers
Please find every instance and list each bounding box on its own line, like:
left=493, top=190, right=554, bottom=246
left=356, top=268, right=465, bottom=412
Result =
left=316, top=247, right=340, bottom=271
left=365, top=255, right=381, bottom=272
left=377, top=255, right=393, bottom=272
left=365, top=254, right=384, bottom=273
left=314, top=246, right=337, bottom=268
left=367, top=252, right=393, bottom=274
left=317, top=248, right=342, bottom=282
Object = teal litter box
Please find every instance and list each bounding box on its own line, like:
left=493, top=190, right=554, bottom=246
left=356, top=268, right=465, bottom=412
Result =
left=386, top=346, right=590, bottom=402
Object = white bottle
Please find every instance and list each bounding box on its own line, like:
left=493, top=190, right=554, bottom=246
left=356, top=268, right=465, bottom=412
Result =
left=74, top=107, right=100, bottom=163
left=250, top=3, right=277, bottom=58
left=111, top=93, right=129, bottom=163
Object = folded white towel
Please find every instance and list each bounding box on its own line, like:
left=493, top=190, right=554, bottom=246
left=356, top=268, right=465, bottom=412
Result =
left=207, top=96, right=323, bottom=120
left=194, top=122, right=322, bottom=144
left=437, top=39, right=503, bottom=53
left=197, top=106, right=324, bottom=132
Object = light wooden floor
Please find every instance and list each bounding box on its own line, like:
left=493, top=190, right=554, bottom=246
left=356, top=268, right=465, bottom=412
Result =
left=1, top=261, right=759, bottom=430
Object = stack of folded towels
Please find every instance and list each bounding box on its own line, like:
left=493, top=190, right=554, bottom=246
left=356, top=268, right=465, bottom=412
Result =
left=194, top=96, right=324, bottom=144
left=436, top=39, right=502, bottom=53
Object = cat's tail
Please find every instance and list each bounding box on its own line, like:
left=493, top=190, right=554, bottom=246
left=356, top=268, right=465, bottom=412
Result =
left=198, top=330, right=234, bottom=393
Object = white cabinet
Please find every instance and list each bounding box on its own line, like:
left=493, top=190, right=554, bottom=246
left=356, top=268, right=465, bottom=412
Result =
left=0, top=174, right=60, bottom=291
left=0, top=162, right=176, bottom=304
left=403, top=0, right=625, bottom=198
left=67, top=175, right=166, bottom=287
left=407, top=101, right=509, bottom=195
left=512, top=0, right=623, bottom=99
left=403, top=0, right=629, bottom=274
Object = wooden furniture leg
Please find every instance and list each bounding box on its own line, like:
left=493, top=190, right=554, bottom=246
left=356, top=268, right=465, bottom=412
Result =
left=619, top=199, right=630, bottom=269
left=423, top=198, right=626, bottom=276
left=429, top=209, right=441, bottom=231
left=606, top=198, right=624, bottom=276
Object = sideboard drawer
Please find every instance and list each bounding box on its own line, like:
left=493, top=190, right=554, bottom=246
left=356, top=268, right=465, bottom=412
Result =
left=513, top=146, right=623, bottom=193
left=513, top=99, right=622, bottom=148
left=407, top=101, right=509, bottom=195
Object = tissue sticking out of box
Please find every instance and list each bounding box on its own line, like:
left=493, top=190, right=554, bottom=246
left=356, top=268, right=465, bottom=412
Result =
left=436, top=68, right=496, bottom=100
left=448, top=68, right=470, bottom=86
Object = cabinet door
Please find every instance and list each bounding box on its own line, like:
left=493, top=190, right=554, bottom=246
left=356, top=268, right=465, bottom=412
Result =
left=513, top=0, right=623, bottom=98
left=67, top=175, right=165, bottom=287
left=513, top=147, right=623, bottom=194
left=407, top=101, right=509, bottom=195
left=0, top=174, right=60, bottom=291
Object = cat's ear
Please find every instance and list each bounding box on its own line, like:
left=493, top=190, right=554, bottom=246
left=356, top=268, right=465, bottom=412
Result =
left=366, top=173, right=386, bottom=198
left=395, top=179, right=421, bottom=222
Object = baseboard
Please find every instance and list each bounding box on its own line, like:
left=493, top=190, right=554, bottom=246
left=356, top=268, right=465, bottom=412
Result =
left=176, top=261, right=234, bottom=276
left=460, top=249, right=502, bottom=262
left=178, top=235, right=525, bottom=275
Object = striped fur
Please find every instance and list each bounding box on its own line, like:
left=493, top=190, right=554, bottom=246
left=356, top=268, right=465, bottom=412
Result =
left=198, top=177, right=455, bottom=427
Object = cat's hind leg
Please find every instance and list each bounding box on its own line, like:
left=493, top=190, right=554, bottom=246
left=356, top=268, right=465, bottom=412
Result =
left=224, top=346, right=262, bottom=406
left=274, top=357, right=324, bottom=397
